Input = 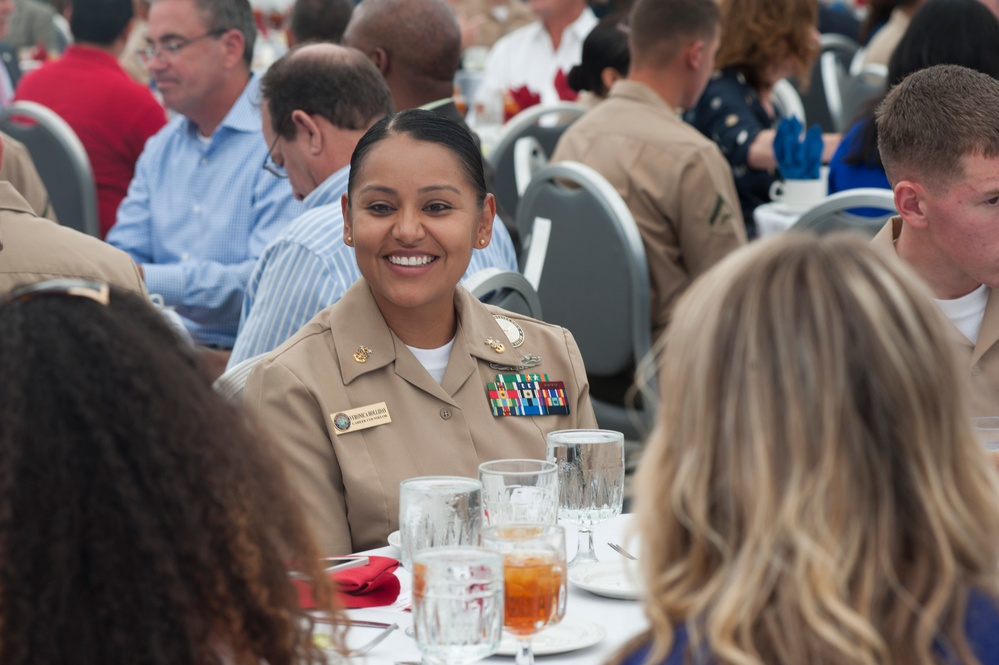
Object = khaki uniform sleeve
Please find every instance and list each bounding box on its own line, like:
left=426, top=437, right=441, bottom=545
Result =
left=563, top=327, right=598, bottom=428
left=675, top=145, right=746, bottom=278
left=245, top=358, right=352, bottom=555
left=0, top=133, right=58, bottom=223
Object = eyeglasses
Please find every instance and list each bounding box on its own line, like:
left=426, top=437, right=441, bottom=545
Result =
left=3, top=279, right=110, bottom=307
left=262, top=133, right=289, bottom=179
left=136, top=28, right=228, bottom=65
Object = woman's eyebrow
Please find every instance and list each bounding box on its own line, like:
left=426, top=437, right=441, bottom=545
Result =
left=358, top=185, right=397, bottom=196
left=418, top=184, right=461, bottom=195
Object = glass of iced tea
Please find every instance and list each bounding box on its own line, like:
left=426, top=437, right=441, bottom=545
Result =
left=480, top=524, right=567, bottom=665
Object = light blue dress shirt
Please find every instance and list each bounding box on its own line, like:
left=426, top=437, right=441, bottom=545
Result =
left=107, top=74, right=301, bottom=347
left=227, top=164, right=519, bottom=368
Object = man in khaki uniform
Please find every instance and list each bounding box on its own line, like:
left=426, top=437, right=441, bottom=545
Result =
left=551, top=0, right=745, bottom=342
left=245, top=281, right=597, bottom=554
left=0, top=180, right=144, bottom=294
left=0, top=132, right=57, bottom=222
left=872, top=64, right=999, bottom=415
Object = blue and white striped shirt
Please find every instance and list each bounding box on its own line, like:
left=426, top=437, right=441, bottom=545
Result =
left=107, top=74, right=301, bottom=347
left=227, top=164, right=518, bottom=368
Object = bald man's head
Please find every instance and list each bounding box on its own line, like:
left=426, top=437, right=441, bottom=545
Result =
left=261, top=43, right=394, bottom=137
left=343, top=0, right=461, bottom=90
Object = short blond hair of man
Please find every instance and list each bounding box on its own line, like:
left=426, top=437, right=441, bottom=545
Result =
left=876, top=64, right=999, bottom=194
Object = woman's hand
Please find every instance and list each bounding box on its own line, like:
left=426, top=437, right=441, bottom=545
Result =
left=748, top=129, right=777, bottom=171
left=821, top=133, right=842, bottom=164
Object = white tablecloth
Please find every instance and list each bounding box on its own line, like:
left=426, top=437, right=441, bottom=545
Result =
left=344, top=513, right=648, bottom=663
left=754, top=202, right=802, bottom=237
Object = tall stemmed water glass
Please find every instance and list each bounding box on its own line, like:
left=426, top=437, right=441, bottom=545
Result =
left=545, top=429, right=624, bottom=568
left=478, top=459, right=558, bottom=526
left=480, top=524, right=567, bottom=665
left=412, top=548, right=505, bottom=665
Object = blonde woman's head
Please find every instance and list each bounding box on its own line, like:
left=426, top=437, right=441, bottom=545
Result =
left=635, top=233, right=999, bottom=665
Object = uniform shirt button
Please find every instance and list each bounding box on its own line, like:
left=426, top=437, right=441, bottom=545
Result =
left=440, top=408, right=452, bottom=420
left=972, top=364, right=983, bottom=376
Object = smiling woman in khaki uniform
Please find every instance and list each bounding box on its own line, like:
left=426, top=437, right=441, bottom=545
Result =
left=245, top=109, right=597, bottom=555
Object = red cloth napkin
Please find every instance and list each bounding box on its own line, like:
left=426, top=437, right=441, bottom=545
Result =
left=554, top=69, right=578, bottom=102
left=507, top=85, right=541, bottom=120
left=295, top=556, right=401, bottom=609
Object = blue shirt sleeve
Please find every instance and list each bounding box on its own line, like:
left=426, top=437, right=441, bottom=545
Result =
left=107, top=139, right=157, bottom=264
left=106, top=86, right=302, bottom=348
left=229, top=239, right=351, bottom=367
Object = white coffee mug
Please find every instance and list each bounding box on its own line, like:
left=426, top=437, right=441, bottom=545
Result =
left=769, top=178, right=826, bottom=213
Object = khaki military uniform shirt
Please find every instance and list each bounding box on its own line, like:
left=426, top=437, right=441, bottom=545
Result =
left=551, top=80, right=746, bottom=342
left=0, top=181, right=144, bottom=294
left=873, top=216, right=999, bottom=415
left=245, top=280, right=598, bottom=554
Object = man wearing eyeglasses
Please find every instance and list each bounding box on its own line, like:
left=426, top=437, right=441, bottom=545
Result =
left=227, top=44, right=393, bottom=368
left=106, top=0, right=300, bottom=366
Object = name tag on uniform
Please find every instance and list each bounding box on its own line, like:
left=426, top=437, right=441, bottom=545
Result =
left=331, top=402, right=392, bottom=435
left=486, top=373, right=570, bottom=417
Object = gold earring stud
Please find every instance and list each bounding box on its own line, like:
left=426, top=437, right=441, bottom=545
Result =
left=347, top=235, right=352, bottom=242
left=478, top=238, right=485, bottom=246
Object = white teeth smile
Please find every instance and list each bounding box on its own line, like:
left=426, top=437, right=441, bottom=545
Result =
left=388, top=255, right=436, bottom=266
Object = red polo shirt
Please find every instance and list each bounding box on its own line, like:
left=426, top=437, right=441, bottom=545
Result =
left=15, top=45, right=167, bottom=238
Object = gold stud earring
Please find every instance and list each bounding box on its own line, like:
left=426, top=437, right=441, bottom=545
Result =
left=478, top=238, right=485, bottom=246
left=347, top=235, right=352, bottom=243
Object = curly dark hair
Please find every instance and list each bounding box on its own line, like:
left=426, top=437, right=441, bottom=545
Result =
left=0, top=283, right=343, bottom=665
left=715, top=0, right=818, bottom=90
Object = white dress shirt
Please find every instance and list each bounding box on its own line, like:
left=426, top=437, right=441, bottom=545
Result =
left=473, top=7, right=598, bottom=112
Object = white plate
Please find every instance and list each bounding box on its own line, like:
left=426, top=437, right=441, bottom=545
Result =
left=387, top=530, right=401, bottom=549
left=497, top=617, right=605, bottom=656
left=568, top=561, right=641, bottom=600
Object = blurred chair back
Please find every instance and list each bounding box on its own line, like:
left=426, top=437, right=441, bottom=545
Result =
left=213, top=353, right=267, bottom=407
left=822, top=51, right=887, bottom=133
left=487, top=102, right=586, bottom=221
left=772, top=78, right=806, bottom=125
left=513, top=135, right=548, bottom=197
left=465, top=267, right=543, bottom=319
left=797, top=33, right=861, bottom=133
left=820, top=33, right=861, bottom=69
left=516, top=161, right=655, bottom=440
left=790, top=187, right=896, bottom=236
left=840, top=65, right=887, bottom=131
left=0, top=101, right=99, bottom=237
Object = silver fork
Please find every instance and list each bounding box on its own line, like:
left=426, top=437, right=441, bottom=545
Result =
left=607, top=542, right=637, bottom=560
left=309, top=613, right=399, bottom=657
left=350, top=622, right=399, bottom=656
